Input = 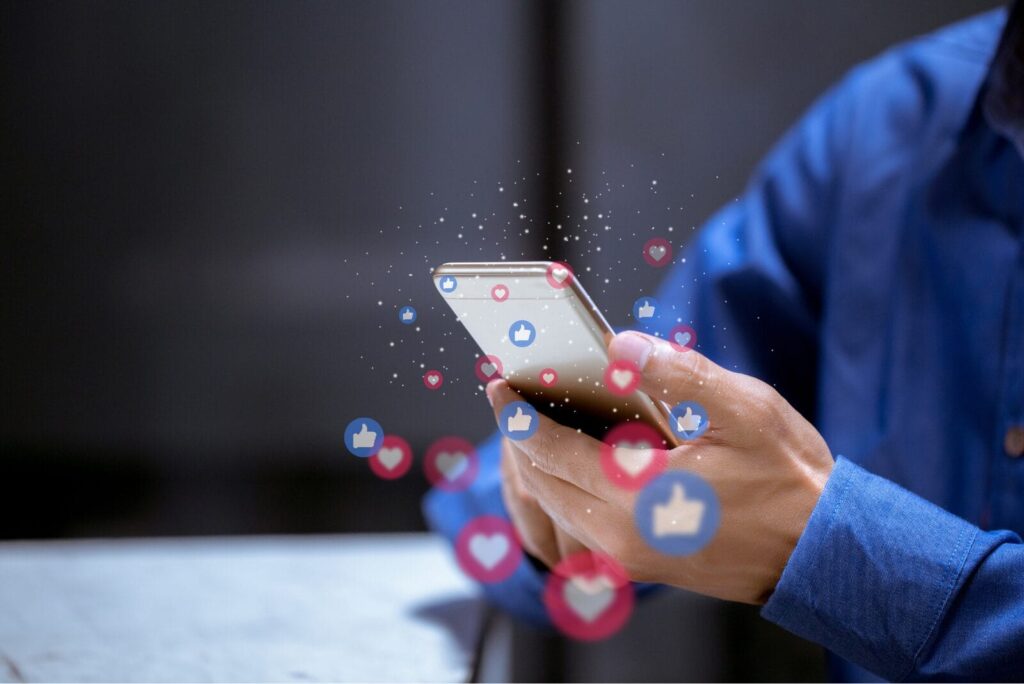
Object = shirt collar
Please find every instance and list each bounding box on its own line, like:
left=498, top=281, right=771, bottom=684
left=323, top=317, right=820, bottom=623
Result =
left=983, top=0, right=1024, bottom=156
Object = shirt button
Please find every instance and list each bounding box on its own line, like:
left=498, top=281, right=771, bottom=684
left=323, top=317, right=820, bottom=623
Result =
left=1006, top=426, right=1024, bottom=458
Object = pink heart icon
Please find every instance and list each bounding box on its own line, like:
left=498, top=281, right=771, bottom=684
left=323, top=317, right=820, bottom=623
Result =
left=423, top=370, right=444, bottom=390
left=491, top=285, right=509, bottom=302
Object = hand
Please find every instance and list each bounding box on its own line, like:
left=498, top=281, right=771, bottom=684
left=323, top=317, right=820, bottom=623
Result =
left=485, top=331, right=834, bottom=604
left=499, top=437, right=588, bottom=569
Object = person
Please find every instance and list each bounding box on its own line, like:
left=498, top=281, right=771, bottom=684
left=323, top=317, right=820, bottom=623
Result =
left=426, top=4, right=1024, bottom=680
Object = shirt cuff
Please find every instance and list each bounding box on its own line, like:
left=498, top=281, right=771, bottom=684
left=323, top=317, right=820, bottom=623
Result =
left=761, top=456, right=979, bottom=681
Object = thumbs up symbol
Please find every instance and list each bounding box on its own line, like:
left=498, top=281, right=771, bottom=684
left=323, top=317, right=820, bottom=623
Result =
left=637, top=300, right=656, bottom=319
left=513, top=324, right=532, bottom=343
left=507, top=407, right=533, bottom=433
left=401, top=308, right=414, bottom=321
left=676, top=406, right=702, bottom=434
left=351, top=423, right=378, bottom=449
left=653, top=483, right=705, bottom=537
left=441, top=277, right=455, bottom=291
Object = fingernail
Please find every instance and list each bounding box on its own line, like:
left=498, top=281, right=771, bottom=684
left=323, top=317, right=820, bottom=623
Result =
left=609, top=332, right=653, bottom=371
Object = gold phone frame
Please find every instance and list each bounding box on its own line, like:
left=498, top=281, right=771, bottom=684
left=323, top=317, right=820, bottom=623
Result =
left=433, top=261, right=680, bottom=447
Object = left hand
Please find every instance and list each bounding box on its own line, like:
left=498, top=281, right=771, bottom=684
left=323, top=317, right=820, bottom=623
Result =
left=487, top=331, right=834, bottom=605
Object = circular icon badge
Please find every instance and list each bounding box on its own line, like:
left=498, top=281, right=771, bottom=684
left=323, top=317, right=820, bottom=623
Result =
left=668, top=324, right=697, bottom=352
left=635, top=470, right=720, bottom=556
left=543, top=551, right=634, bottom=641
left=368, top=434, right=413, bottom=479
left=422, top=370, right=444, bottom=390
left=670, top=401, right=708, bottom=440
left=508, top=320, right=537, bottom=348
left=539, top=368, right=558, bottom=387
left=437, top=275, right=458, bottom=294
left=398, top=305, right=417, bottom=325
left=546, top=261, right=575, bottom=289
left=474, top=355, right=504, bottom=383
left=423, top=436, right=479, bottom=491
left=491, top=284, right=510, bottom=302
left=454, top=515, right=523, bottom=583
left=344, top=417, right=384, bottom=458
left=632, top=297, right=659, bottom=323
left=600, top=423, right=669, bottom=490
left=499, top=401, right=539, bottom=441
left=604, top=360, right=641, bottom=396
left=642, top=238, right=673, bottom=267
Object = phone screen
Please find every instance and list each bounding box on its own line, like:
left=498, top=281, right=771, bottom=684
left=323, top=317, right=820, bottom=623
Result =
left=434, top=262, right=676, bottom=444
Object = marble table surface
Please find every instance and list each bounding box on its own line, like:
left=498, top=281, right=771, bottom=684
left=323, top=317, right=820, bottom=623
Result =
left=0, top=534, right=484, bottom=682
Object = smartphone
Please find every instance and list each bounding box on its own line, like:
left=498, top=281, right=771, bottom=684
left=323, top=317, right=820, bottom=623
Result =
left=433, top=261, right=679, bottom=446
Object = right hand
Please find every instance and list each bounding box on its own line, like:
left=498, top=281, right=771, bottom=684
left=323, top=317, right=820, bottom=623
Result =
left=499, top=437, right=588, bottom=568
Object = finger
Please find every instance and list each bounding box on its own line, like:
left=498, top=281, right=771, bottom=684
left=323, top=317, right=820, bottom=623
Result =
left=608, top=331, right=736, bottom=414
left=499, top=438, right=560, bottom=567
left=508, top=442, right=607, bottom=550
left=486, top=380, right=610, bottom=499
left=554, top=525, right=588, bottom=561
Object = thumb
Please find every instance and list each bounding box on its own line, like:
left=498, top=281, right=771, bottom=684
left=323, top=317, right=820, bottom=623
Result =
left=683, top=407, right=694, bottom=418
left=608, top=331, right=734, bottom=412
left=358, top=423, right=369, bottom=433
left=513, top=407, right=524, bottom=417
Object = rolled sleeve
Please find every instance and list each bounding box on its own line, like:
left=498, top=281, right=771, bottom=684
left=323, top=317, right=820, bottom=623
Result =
left=762, top=457, right=978, bottom=681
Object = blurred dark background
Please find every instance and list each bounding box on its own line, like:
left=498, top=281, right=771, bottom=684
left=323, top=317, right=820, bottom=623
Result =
left=0, top=0, right=1003, bottom=678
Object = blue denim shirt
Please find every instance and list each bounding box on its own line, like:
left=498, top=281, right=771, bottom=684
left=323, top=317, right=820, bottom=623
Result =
left=426, top=7, right=1024, bottom=681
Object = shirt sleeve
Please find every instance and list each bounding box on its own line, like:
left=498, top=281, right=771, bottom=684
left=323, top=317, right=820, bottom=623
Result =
left=762, top=457, right=1024, bottom=682
left=642, top=58, right=857, bottom=419
left=422, top=431, right=551, bottom=625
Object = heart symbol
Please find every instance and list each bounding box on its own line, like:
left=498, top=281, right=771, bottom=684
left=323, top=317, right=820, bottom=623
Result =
left=563, top=574, right=615, bottom=622
left=551, top=267, right=569, bottom=283
left=377, top=447, right=403, bottom=471
left=436, top=451, right=468, bottom=482
left=674, top=331, right=692, bottom=347
left=610, top=368, right=634, bottom=390
left=427, top=374, right=440, bottom=385
left=612, top=440, right=653, bottom=477
left=468, top=533, right=510, bottom=570
left=648, top=245, right=667, bottom=262
left=493, top=287, right=507, bottom=301
left=541, top=372, right=555, bottom=384
left=480, top=363, right=497, bottom=378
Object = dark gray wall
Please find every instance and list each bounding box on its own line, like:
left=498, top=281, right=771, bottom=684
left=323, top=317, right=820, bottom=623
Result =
left=0, top=0, right=1003, bottom=539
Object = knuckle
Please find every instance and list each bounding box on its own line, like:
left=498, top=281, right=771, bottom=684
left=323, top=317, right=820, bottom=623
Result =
left=697, top=358, right=722, bottom=400
left=525, top=424, right=571, bottom=472
left=602, top=535, right=636, bottom=569
left=518, top=530, right=553, bottom=566
left=744, top=378, right=784, bottom=419
left=516, top=461, right=542, bottom=494
left=514, top=483, right=535, bottom=506
left=657, top=345, right=713, bottom=395
left=623, top=562, right=657, bottom=584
